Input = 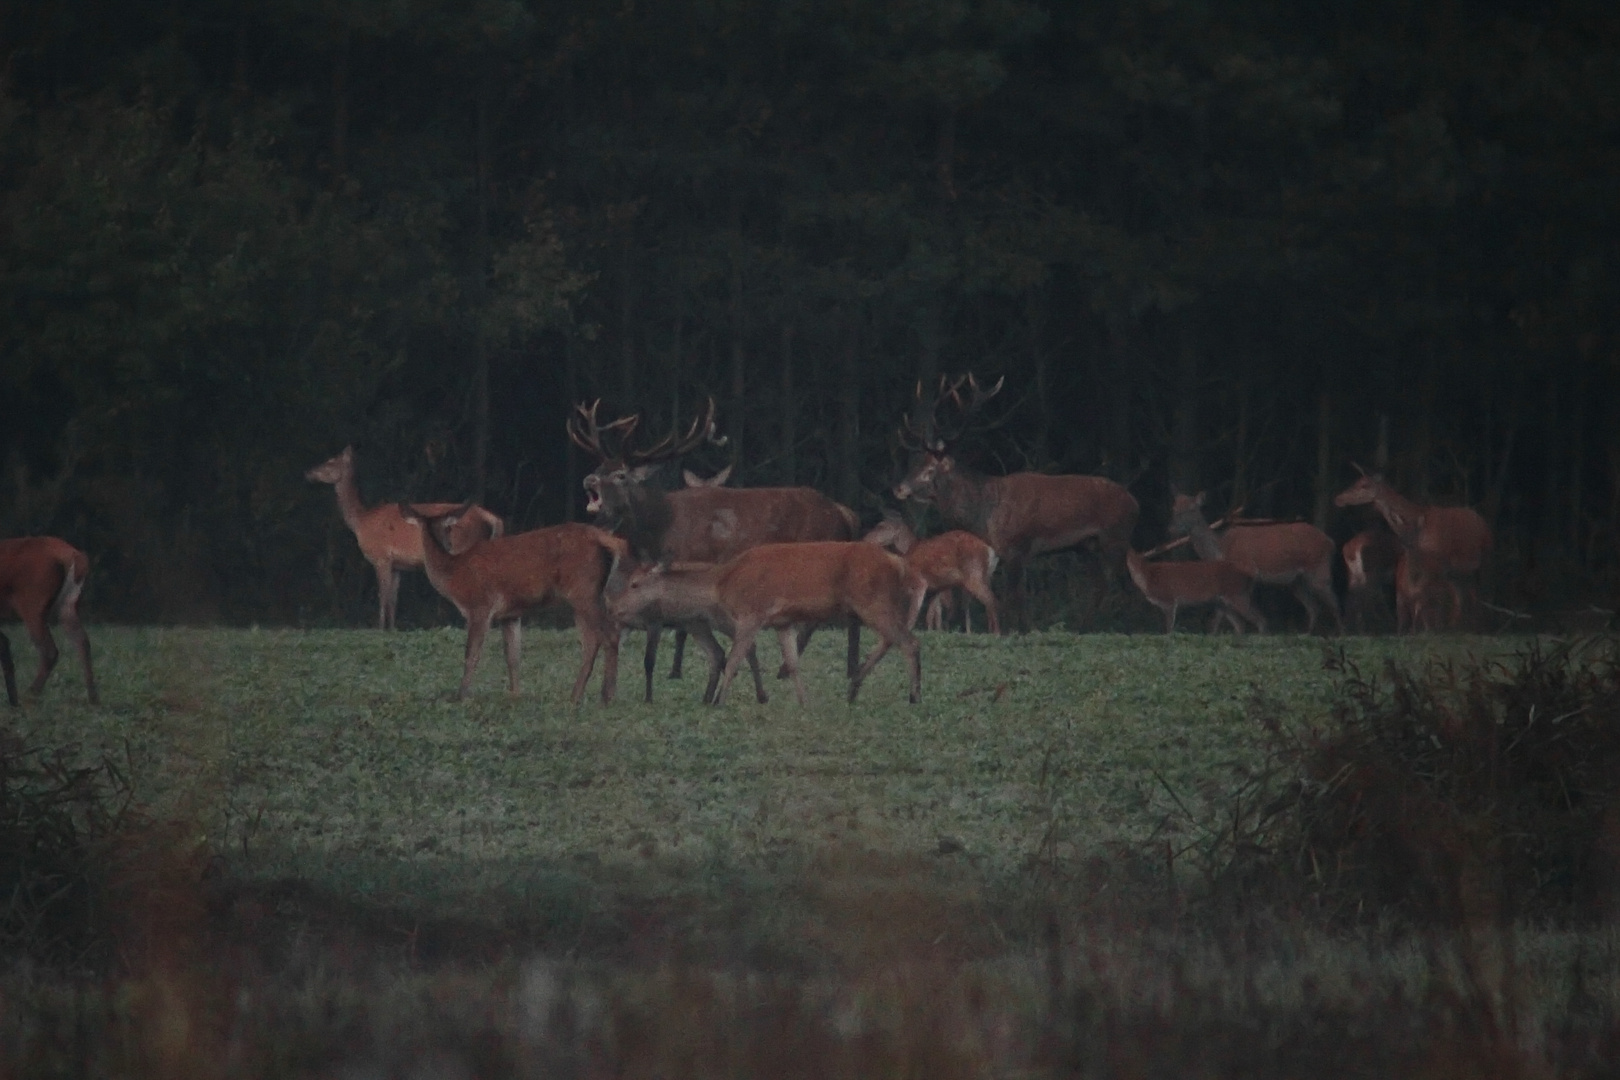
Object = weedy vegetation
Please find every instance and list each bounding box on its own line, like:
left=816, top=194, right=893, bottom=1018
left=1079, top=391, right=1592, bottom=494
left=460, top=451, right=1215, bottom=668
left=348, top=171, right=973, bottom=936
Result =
left=2, top=626, right=1619, bottom=1077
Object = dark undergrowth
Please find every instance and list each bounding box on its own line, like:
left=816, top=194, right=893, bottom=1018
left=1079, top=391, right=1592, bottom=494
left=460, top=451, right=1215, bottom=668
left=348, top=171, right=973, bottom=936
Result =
left=6, top=637, right=1620, bottom=1077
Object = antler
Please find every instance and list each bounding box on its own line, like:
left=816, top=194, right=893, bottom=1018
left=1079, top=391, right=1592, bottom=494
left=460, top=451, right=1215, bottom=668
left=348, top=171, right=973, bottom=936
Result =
left=625, top=397, right=721, bottom=466
left=567, top=400, right=640, bottom=461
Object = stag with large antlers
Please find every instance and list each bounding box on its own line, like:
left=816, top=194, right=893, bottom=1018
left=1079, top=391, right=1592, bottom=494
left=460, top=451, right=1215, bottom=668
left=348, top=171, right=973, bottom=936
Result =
left=568, top=398, right=862, bottom=683
left=1, top=537, right=99, bottom=706
left=893, top=374, right=1139, bottom=633
left=1333, top=469, right=1493, bottom=630
left=306, top=446, right=504, bottom=629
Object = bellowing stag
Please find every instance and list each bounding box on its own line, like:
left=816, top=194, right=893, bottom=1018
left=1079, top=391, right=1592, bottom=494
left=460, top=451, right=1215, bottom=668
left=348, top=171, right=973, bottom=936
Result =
left=567, top=399, right=861, bottom=686
left=893, top=375, right=1139, bottom=632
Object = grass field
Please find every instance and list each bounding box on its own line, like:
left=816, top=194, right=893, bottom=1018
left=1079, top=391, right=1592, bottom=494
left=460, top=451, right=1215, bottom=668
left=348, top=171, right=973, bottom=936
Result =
left=13, top=627, right=1494, bottom=926
left=9, top=625, right=1620, bottom=1077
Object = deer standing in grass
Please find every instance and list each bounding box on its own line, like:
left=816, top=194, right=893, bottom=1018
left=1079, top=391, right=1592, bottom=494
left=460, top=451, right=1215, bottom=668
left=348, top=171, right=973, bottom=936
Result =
left=0, top=537, right=98, bottom=706
left=1333, top=470, right=1493, bottom=630
left=894, top=375, right=1139, bottom=633
left=568, top=399, right=861, bottom=689
left=1124, top=549, right=1265, bottom=634
left=1168, top=492, right=1342, bottom=634
left=397, top=504, right=620, bottom=703
left=1341, top=526, right=1404, bottom=632
left=708, top=542, right=926, bottom=706
left=306, top=446, right=504, bottom=629
left=604, top=558, right=770, bottom=704
left=862, top=513, right=1000, bottom=634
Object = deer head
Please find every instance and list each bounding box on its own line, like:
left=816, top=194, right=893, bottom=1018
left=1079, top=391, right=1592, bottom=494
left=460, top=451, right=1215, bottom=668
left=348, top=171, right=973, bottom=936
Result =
left=566, top=398, right=721, bottom=522
left=893, top=373, right=1003, bottom=501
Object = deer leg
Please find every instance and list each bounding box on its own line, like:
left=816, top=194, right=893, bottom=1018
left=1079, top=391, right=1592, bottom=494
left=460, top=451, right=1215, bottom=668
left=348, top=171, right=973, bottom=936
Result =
left=643, top=623, right=663, bottom=702
left=779, top=626, right=814, bottom=679
left=1008, top=556, right=1029, bottom=634
left=777, top=628, right=809, bottom=706
left=713, top=620, right=763, bottom=706
left=902, top=629, right=921, bottom=703
left=1231, top=593, right=1267, bottom=635
left=373, top=562, right=392, bottom=629
left=24, top=614, right=60, bottom=698
left=0, top=631, right=17, bottom=706
left=961, top=589, right=973, bottom=634
left=746, top=644, right=768, bottom=703
left=1163, top=602, right=1178, bottom=634
left=1309, top=569, right=1345, bottom=635
left=849, top=637, right=891, bottom=703
left=59, top=602, right=98, bottom=705
left=669, top=627, right=687, bottom=678
left=846, top=622, right=860, bottom=680
left=925, top=593, right=944, bottom=633
left=503, top=619, right=523, bottom=694
left=963, top=579, right=998, bottom=636
left=567, top=610, right=603, bottom=705
left=457, top=614, right=492, bottom=700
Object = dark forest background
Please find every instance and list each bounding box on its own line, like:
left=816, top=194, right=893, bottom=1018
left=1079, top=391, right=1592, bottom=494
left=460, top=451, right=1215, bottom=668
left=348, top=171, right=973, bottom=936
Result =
left=1, top=0, right=1616, bottom=625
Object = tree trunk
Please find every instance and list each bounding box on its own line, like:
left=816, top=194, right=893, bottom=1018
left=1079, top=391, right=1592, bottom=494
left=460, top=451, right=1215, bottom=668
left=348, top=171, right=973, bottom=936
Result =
left=729, top=255, right=746, bottom=473
left=469, top=72, right=492, bottom=502
left=1170, top=321, right=1199, bottom=496
left=1106, top=310, right=1134, bottom=479
left=1313, top=390, right=1332, bottom=531
left=839, top=310, right=862, bottom=510
left=1029, top=292, right=1050, bottom=466
left=780, top=322, right=796, bottom=484
left=330, top=33, right=350, bottom=187
left=619, top=231, right=636, bottom=408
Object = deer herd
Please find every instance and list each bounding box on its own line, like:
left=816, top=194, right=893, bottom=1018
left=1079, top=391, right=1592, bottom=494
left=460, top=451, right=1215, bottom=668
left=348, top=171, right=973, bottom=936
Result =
left=1, top=374, right=1498, bottom=709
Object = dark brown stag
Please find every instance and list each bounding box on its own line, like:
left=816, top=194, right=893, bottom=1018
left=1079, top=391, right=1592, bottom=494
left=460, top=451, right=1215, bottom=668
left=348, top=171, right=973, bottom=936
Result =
left=893, top=375, right=1139, bottom=632
left=568, top=399, right=861, bottom=689
left=1333, top=470, right=1493, bottom=630
left=1168, top=492, right=1342, bottom=634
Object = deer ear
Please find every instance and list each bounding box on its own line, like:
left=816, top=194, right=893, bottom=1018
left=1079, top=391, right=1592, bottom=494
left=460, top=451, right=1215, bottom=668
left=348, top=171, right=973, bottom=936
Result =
left=1195, top=492, right=1206, bottom=507
left=682, top=469, right=701, bottom=487
left=397, top=501, right=420, bottom=524
left=712, top=464, right=732, bottom=486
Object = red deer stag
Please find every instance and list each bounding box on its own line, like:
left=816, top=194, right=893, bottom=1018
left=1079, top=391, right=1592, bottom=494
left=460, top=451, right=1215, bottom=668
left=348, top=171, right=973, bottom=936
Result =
left=568, top=399, right=861, bottom=683
left=307, top=446, right=504, bottom=629
left=1333, top=470, right=1493, bottom=630
left=1168, top=493, right=1342, bottom=634
left=894, top=375, right=1139, bottom=633
left=709, top=542, right=926, bottom=706
left=1341, top=526, right=1404, bottom=632
left=604, top=559, right=769, bottom=704
left=0, top=537, right=98, bottom=706
left=862, top=513, right=1001, bottom=635
left=397, top=504, right=620, bottom=703
left=1124, top=549, right=1265, bottom=634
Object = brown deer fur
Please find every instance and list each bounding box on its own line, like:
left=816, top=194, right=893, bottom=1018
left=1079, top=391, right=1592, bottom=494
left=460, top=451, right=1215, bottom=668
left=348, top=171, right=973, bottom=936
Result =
left=710, top=542, right=926, bottom=706
left=398, top=505, right=620, bottom=703
left=863, top=516, right=1001, bottom=635
left=604, top=560, right=769, bottom=704
left=0, top=537, right=98, bottom=706
left=306, top=446, right=504, bottom=629
left=1124, top=549, right=1265, bottom=634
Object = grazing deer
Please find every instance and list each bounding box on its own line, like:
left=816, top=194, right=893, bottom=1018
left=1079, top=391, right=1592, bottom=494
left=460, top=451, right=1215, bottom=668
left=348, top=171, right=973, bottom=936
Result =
left=604, top=559, right=769, bottom=704
left=862, top=513, right=1001, bottom=635
left=306, top=446, right=504, bottom=629
left=1333, top=470, right=1493, bottom=630
left=1124, top=549, right=1265, bottom=634
left=397, top=504, right=620, bottom=703
left=1168, top=493, right=1342, bottom=634
left=0, top=537, right=98, bottom=706
left=1342, top=526, right=1404, bottom=632
left=710, top=542, right=926, bottom=706
left=894, top=375, right=1139, bottom=633
left=568, top=399, right=861, bottom=681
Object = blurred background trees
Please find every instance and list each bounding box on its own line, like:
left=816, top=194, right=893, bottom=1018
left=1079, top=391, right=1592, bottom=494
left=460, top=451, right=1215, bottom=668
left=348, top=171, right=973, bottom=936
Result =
left=1, top=0, right=1615, bottom=624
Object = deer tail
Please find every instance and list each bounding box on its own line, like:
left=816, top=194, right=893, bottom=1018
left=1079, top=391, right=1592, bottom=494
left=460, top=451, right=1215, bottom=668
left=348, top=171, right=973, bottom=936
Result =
left=50, top=548, right=90, bottom=621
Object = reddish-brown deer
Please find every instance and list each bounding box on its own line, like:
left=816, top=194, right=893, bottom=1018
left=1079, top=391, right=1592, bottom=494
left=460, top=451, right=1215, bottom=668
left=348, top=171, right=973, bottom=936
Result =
left=604, top=558, right=769, bottom=704
left=710, top=542, right=926, bottom=706
left=1333, top=471, right=1493, bottom=629
left=894, top=375, right=1139, bottom=633
left=1124, top=548, right=1265, bottom=634
left=397, top=504, right=620, bottom=703
left=307, top=446, right=504, bottom=629
left=1342, top=526, right=1404, bottom=631
left=569, top=399, right=861, bottom=681
left=0, top=537, right=98, bottom=706
left=1168, top=492, right=1342, bottom=634
left=862, top=513, right=1001, bottom=635
left=1394, top=548, right=1454, bottom=633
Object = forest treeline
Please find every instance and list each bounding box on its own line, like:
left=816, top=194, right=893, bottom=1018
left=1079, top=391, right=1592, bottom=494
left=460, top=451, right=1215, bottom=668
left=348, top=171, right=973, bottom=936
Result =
left=1, top=0, right=1616, bottom=624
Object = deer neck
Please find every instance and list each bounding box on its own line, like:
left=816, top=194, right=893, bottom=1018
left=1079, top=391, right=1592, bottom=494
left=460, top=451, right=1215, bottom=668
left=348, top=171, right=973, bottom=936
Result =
left=1183, top=515, right=1225, bottom=561
left=414, top=521, right=460, bottom=590
left=1372, top=487, right=1425, bottom=542
left=621, top=484, right=676, bottom=562
left=330, top=471, right=368, bottom=531
left=932, top=467, right=996, bottom=540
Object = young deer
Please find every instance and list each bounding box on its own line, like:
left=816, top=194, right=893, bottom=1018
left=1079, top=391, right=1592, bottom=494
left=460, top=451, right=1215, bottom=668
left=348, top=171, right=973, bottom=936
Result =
left=1342, top=526, right=1404, bottom=632
left=710, top=542, right=926, bottom=706
left=862, top=513, right=1001, bottom=635
left=1124, top=549, right=1265, bottom=634
left=306, top=446, right=504, bottom=629
left=604, top=559, right=769, bottom=704
left=1168, top=492, right=1342, bottom=634
left=397, top=504, right=620, bottom=703
left=0, top=537, right=98, bottom=706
